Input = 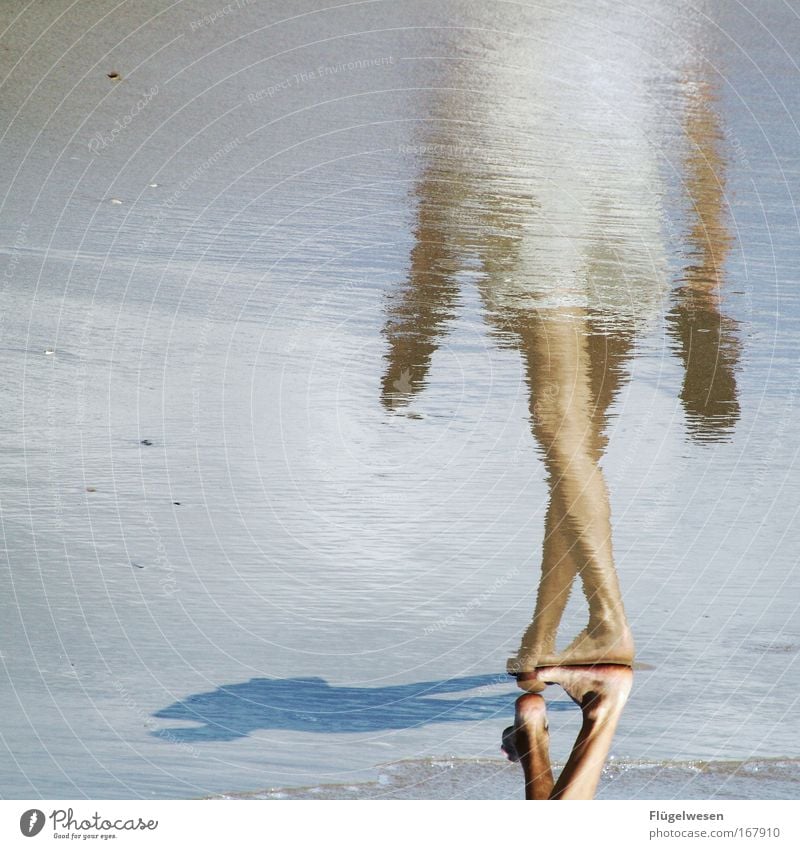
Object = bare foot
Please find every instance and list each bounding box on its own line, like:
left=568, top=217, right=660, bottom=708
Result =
left=547, top=623, right=634, bottom=667
left=501, top=694, right=547, bottom=761
left=507, top=653, right=547, bottom=689
left=507, top=624, right=634, bottom=684
left=509, top=669, right=547, bottom=693
left=527, top=665, right=633, bottom=799
left=503, top=668, right=632, bottom=799
left=505, top=637, right=556, bottom=678
left=523, top=663, right=633, bottom=714
left=501, top=694, right=555, bottom=800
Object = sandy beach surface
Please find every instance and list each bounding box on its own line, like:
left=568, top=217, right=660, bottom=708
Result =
left=1, top=0, right=799, bottom=799
left=223, top=756, right=800, bottom=800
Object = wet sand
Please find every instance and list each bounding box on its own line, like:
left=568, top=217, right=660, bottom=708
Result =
left=1, top=0, right=799, bottom=799
left=221, top=756, right=800, bottom=801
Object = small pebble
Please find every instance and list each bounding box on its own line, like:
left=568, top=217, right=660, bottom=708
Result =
left=86, top=486, right=97, bottom=492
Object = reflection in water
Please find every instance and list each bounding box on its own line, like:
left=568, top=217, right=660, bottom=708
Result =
left=380, top=43, right=740, bottom=797
left=381, top=159, right=463, bottom=405
left=507, top=311, right=634, bottom=671
left=667, top=77, right=741, bottom=440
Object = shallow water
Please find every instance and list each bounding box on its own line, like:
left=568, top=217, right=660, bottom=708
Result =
left=1, top=0, right=799, bottom=799
left=225, top=756, right=800, bottom=801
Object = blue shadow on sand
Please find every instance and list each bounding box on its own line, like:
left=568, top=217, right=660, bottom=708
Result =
left=151, top=674, right=576, bottom=742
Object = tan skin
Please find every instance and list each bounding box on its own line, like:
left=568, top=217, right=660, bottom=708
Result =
left=498, top=71, right=739, bottom=799
left=503, top=666, right=633, bottom=800
left=499, top=307, right=634, bottom=800
left=383, top=188, right=639, bottom=798
left=381, top=69, right=738, bottom=799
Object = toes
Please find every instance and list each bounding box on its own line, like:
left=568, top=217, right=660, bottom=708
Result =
left=501, top=726, right=520, bottom=762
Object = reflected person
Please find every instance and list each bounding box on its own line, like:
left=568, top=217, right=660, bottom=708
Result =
left=499, top=71, right=740, bottom=797
left=380, top=52, right=739, bottom=798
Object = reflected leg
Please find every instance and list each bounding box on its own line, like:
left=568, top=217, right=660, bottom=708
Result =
left=502, top=694, right=555, bottom=800
left=522, top=665, right=633, bottom=800
left=511, top=496, right=578, bottom=675
left=512, top=310, right=633, bottom=668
